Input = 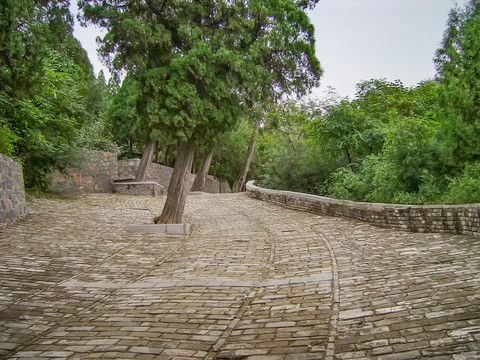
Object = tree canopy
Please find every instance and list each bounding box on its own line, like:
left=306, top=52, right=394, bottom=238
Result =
left=79, top=0, right=322, bottom=143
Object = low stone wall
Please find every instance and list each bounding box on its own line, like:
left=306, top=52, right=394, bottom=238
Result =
left=49, top=150, right=118, bottom=193
left=246, top=181, right=480, bottom=237
left=0, top=154, right=27, bottom=227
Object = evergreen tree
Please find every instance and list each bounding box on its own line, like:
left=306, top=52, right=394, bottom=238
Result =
left=434, top=0, right=480, bottom=170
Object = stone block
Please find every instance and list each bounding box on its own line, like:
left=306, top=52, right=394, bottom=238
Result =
left=128, top=223, right=190, bottom=235
left=166, top=223, right=191, bottom=234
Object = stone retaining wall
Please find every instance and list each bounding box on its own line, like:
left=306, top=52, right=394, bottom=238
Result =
left=117, top=159, right=173, bottom=189
left=246, top=181, right=480, bottom=237
left=117, top=159, right=231, bottom=194
left=48, top=150, right=230, bottom=194
left=49, top=150, right=118, bottom=193
left=0, top=154, right=27, bottom=227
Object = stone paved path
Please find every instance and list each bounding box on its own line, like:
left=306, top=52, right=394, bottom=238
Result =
left=0, top=193, right=479, bottom=360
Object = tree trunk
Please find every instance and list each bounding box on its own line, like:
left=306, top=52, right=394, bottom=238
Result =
left=164, top=145, right=170, bottom=166
left=155, top=139, right=195, bottom=224
left=191, top=148, right=214, bottom=192
left=129, top=139, right=134, bottom=159
left=191, top=150, right=197, bottom=174
left=232, top=120, right=261, bottom=192
left=135, top=138, right=156, bottom=182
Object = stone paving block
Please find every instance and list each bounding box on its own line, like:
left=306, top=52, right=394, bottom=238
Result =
left=453, top=352, right=480, bottom=360
left=128, top=346, right=163, bottom=354
left=339, top=309, right=374, bottom=320
left=377, top=350, right=421, bottom=360
left=371, top=345, right=394, bottom=356
left=39, top=351, right=74, bottom=357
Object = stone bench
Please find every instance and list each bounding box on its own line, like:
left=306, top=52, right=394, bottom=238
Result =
left=112, top=181, right=165, bottom=197
left=111, top=176, right=136, bottom=183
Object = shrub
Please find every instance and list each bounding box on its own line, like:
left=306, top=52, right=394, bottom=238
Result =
left=442, top=162, right=480, bottom=204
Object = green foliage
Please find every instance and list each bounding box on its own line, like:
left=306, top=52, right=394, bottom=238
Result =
left=0, top=0, right=114, bottom=188
left=260, top=72, right=478, bottom=204
left=321, top=78, right=471, bottom=204
left=434, top=0, right=480, bottom=171
left=442, top=162, right=480, bottom=204
left=75, top=72, right=121, bottom=154
left=0, top=0, right=73, bottom=98
left=250, top=0, right=480, bottom=205
left=2, top=51, right=87, bottom=188
left=381, top=114, right=437, bottom=193
left=210, top=120, right=252, bottom=186
left=260, top=0, right=480, bottom=207
left=257, top=101, right=329, bottom=193
left=326, top=162, right=371, bottom=202
left=309, top=98, right=380, bottom=166
left=105, top=75, right=142, bottom=156
left=0, top=119, right=18, bottom=157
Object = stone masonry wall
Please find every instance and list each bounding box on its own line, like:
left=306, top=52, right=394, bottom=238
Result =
left=117, top=159, right=231, bottom=194
left=117, top=159, right=173, bottom=188
left=246, top=181, right=480, bottom=237
left=48, top=150, right=118, bottom=193
left=0, top=154, right=27, bottom=227
left=48, top=150, right=230, bottom=194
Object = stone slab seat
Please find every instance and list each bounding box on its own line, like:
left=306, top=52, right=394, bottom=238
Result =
left=111, top=181, right=165, bottom=197
left=111, top=176, right=136, bottom=183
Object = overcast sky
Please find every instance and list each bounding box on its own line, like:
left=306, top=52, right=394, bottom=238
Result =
left=72, top=0, right=467, bottom=99
left=307, top=0, right=467, bottom=99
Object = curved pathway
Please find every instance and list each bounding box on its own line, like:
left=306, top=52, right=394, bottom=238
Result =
left=0, top=193, right=479, bottom=359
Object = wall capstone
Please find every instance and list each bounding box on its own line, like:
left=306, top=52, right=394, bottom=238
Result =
left=0, top=154, right=27, bottom=227
left=246, top=181, right=480, bottom=237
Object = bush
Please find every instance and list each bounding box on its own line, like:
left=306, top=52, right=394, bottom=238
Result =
left=326, top=164, right=369, bottom=201
left=442, top=162, right=480, bottom=204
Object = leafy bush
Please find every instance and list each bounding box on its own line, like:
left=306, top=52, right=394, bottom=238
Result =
left=325, top=164, right=369, bottom=201
left=442, top=162, right=480, bottom=204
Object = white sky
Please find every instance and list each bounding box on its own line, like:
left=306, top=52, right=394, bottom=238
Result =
left=308, top=0, right=467, bottom=99
left=72, top=0, right=467, bottom=99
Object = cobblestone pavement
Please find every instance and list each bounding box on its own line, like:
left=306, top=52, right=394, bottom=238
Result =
left=0, top=193, right=479, bottom=360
